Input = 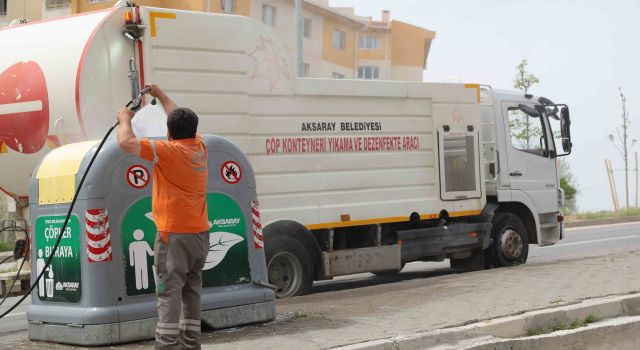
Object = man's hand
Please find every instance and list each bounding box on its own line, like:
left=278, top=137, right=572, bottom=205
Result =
left=146, top=83, right=163, bottom=98
left=117, top=107, right=135, bottom=125
left=145, top=83, right=177, bottom=114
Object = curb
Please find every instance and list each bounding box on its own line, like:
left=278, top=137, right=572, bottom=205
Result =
left=565, top=216, right=640, bottom=228
left=331, top=293, right=640, bottom=350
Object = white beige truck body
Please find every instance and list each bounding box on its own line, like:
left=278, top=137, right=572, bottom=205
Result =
left=0, top=6, right=569, bottom=296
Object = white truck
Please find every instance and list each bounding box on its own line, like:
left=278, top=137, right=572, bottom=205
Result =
left=0, top=5, right=572, bottom=297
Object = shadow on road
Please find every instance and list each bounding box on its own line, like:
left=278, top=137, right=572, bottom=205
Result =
left=309, top=266, right=460, bottom=295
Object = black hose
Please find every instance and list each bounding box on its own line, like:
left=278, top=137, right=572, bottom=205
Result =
left=0, top=87, right=153, bottom=318
left=0, top=254, right=13, bottom=266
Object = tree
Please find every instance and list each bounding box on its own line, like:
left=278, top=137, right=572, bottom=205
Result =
left=608, top=87, right=636, bottom=208
left=513, top=59, right=540, bottom=94
left=512, top=60, right=541, bottom=150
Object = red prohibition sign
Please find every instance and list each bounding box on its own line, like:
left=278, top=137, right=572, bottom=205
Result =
left=126, top=165, right=150, bottom=189
left=221, top=161, right=242, bottom=185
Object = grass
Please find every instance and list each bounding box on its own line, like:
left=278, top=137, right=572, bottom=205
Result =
left=526, top=314, right=599, bottom=337
left=569, top=207, right=640, bottom=221
left=0, top=242, right=15, bottom=252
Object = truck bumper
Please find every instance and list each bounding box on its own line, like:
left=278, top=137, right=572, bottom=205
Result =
left=397, top=222, right=492, bottom=261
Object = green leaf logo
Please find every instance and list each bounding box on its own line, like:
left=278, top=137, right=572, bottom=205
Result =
left=204, top=232, right=244, bottom=270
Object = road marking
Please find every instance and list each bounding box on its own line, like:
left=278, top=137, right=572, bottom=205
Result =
left=3, top=311, right=25, bottom=318
left=566, top=221, right=640, bottom=231
left=0, top=100, right=43, bottom=115
left=538, top=235, right=640, bottom=249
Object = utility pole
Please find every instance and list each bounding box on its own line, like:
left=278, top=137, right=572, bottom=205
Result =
left=295, top=0, right=303, bottom=77
left=605, top=159, right=620, bottom=212
left=635, top=152, right=638, bottom=208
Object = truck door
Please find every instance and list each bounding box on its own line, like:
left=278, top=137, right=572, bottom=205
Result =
left=501, top=102, right=558, bottom=214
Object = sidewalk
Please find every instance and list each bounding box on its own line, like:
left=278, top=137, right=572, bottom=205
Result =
left=7, top=250, right=640, bottom=349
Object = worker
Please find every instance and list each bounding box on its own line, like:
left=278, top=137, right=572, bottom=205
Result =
left=116, top=84, right=210, bottom=350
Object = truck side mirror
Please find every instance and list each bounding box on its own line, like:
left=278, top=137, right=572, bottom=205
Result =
left=560, top=107, right=572, bottom=153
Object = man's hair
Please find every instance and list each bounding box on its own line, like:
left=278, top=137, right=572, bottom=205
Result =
left=167, top=107, right=198, bottom=140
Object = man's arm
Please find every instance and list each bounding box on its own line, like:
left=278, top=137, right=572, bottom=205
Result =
left=147, top=84, right=177, bottom=114
left=117, top=107, right=141, bottom=156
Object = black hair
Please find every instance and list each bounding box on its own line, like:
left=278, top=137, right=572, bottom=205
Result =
left=167, top=107, right=198, bottom=140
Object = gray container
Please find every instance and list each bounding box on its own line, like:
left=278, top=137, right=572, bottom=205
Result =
left=28, top=135, right=276, bottom=345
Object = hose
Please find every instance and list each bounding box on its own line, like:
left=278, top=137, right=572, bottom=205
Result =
left=0, top=89, right=152, bottom=319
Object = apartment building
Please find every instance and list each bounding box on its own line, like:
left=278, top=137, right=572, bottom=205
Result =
left=7, top=0, right=435, bottom=81
left=0, top=0, right=72, bottom=27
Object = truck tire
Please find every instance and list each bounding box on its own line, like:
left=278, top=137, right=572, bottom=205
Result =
left=265, top=236, right=314, bottom=298
left=484, top=212, right=529, bottom=268
left=450, top=248, right=484, bottom=271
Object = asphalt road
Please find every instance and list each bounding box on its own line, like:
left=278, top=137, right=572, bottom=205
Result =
left=1, top=221, right=639, bottom=338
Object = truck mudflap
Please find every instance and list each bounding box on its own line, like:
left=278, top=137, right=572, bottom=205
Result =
left=397, top=222, right=492, bottom=261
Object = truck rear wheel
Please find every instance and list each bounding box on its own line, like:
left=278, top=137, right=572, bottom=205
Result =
left=266, top=236, right=313, bottom=298
left=485, top=212, right=529, bottom=268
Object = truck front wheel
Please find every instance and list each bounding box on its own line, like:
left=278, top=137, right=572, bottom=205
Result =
left=485, top=212, right=529, bottom=268
left=265, top=236, right=314, bottom=298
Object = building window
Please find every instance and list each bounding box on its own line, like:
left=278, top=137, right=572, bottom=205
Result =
left=358, top=36, right=380, bottom=50
left=221, top=0, right=234, bottom=13
left=302, top=63, right=310, bottom=77
left=332, top=72, right=345, bottom=79
left=358, top=66, right=379, bottom=80
left=46, top=0, right=71, bottom=9
left=262, top=4, right=277, bottom=26
left=303, top=18, right=312, bottom=38
left=333, top=29, right=346, bottom=50
left=0, top=0, right=6, bottom=16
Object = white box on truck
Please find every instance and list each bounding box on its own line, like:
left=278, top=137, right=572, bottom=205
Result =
left=0, top=5, right=573, bottom=298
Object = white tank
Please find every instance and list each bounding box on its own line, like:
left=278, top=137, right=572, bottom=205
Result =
left=0, top=7, right=134, bottom=197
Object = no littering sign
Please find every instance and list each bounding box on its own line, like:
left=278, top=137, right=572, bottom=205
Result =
left=221, top=161, right=242, bottom=185
left=126, top=165, right=150, bottom=189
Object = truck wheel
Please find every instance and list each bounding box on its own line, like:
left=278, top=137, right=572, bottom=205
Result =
left=485, top=212, right=529, bottom=268
left=450, top=249, right=484, bottom=271
left=265, top=236, right=313, bottom=298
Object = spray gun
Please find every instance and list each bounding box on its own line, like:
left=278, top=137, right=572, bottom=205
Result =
left=127, top=58, right=156, bottom=112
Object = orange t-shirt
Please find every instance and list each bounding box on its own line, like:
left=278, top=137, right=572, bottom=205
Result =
left=140, top=136, right=209, bottom=241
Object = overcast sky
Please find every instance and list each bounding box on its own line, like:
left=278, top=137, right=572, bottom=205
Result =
left=331, top=0, right=640, bottom=212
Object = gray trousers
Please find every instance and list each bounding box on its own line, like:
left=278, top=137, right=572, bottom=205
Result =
left=154, top=232, right=209, bottom=350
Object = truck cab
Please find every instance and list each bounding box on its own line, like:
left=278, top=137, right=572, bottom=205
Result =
left=480, top=87, right=571, bottom=267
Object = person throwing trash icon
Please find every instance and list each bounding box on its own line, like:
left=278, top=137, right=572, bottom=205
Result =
left=129, top=229, right=154, bottom=290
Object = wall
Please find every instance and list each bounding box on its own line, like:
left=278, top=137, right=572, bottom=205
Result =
left=71, top=0, right=205, bottom=14
left=321, top=15, right=356, bottom=70
left=205, top=0, right=250, bottom=16
left=4, top=0, right=43, bottom=23
left=390, top=20, right=435, bottom=68
left=390, top=66, right=424, bottom=82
